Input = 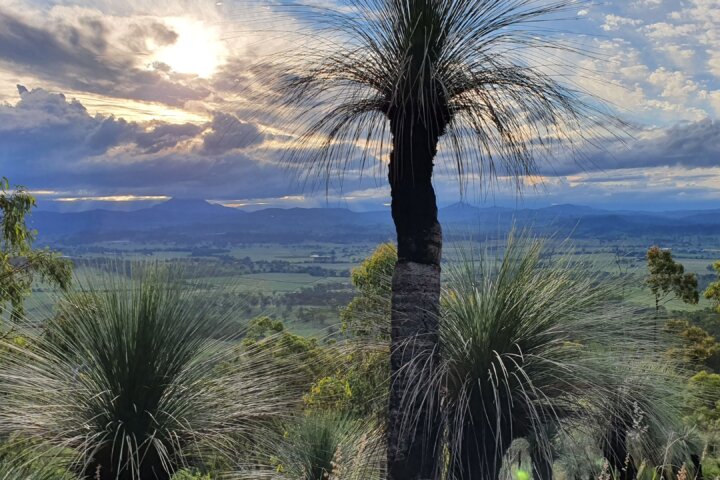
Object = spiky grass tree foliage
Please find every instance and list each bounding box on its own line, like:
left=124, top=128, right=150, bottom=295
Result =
left=429, top=236, right=665, bottom=480
left=267, top=1, right=619, bottom=476
left=596, top=362, right=696, bottom=480
left=0, top=266, right=297, bottom=480
left=235, top=412, right=384, bottom=480
left=553, top=377, right=694, bottom=480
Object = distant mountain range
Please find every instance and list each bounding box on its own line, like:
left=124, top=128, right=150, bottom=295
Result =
left=29, top=198, right=720, bottom=245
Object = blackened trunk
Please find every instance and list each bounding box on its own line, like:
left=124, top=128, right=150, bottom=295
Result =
left=451, top=427, right=511, bottom=480
left=531, top=444, right=554, bottom=480
left=83, top=444, right=172, bottom=480
left=386, top=120, right=443, bottom=480
left=603, top=426, right=637, bottom=480
left=692, top=453, right=703, bottom=480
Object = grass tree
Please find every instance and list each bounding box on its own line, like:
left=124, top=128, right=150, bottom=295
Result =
left=0, top=265, right=298, bottom=480
left=235, top=412, right=385, bottom=480
left=268, top=1, right=616, bottom=475
left=597, top=362, right=695, bottom=480
left=427, top=236, right=672, bottom=479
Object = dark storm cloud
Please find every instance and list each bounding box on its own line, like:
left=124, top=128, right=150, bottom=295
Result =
left=0, top=86, right=201, bottom=161
left=0, top=86, right=293, bottom=199
left=0, top=10, right=118, bottom=79
left=136, top=123, right=205, bottom=154
left=542, top=119, right=720, bottom=176
left=56, top=151, right=297, bottom=199
left=0, top=8, right=209, bottom=106
left=201, top=113, right=263, bottom=155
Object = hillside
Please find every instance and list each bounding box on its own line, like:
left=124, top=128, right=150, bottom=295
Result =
left=29, top=199, right=720, bottom=245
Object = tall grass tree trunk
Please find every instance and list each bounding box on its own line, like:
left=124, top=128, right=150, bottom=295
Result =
left=387, top=111, right=445, bottom=479
left=84, top=445, right=172, bottom=480
left=531, top=444, right=553, bottom=480
left=450, top=426, right=510, bottom=480
left=603, top=425, right=638, bottom=480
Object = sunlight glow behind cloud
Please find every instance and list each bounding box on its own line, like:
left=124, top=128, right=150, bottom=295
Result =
left=151, top=17, right=227, bottom=79
left=55, top=195, right=171, bottom=203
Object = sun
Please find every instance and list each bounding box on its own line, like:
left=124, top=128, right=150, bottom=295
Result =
left=152, top=17, right=227, bottom=78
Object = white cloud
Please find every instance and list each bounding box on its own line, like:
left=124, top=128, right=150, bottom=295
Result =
left=602, top=14, right=643, bottom=31
left=632, top=0, right=663, bottom=8
left=647, top=68, right=699, bottom=99
left=644, top=22, right=698, bottom=40
left=702, top=90, right=720, bottom=116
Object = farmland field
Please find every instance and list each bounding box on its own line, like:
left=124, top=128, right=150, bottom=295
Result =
left=25, top=233, right=720, bottom=338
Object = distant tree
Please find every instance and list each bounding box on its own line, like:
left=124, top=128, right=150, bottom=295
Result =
left=686, top=370, right=720, bottom=449
left=242, top=316, right=331, bottom=392
left=704, top=261, right=720, bottom=314
left=296, top=244, right=396, bottom=420
left=341, top=243, right=395, bottom=340
left=666, top=319, right=719, bottom=368
left=0, top=177, right=72, bottom=321
left=646, top=246, right=698, bottom=316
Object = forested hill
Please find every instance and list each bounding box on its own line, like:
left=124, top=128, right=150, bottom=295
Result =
left=30, top=198, right=720, bottom=245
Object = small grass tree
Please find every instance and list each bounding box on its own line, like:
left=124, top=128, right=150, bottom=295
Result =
left=0, top=265, right=299, bottom=480
left=401, top=235, right=687, bottom=479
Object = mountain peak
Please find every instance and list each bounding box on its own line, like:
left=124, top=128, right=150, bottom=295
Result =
left=152, top=198, right=217, bottom=210
left=443, top=201, right=476, bottom=209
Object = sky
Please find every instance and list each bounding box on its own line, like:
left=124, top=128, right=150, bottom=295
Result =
left=0, top=0, right=719, bottom=212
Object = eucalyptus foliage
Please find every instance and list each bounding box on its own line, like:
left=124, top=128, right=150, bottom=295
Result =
left=0, top=265, right=298, bottom=480
left=0, top=177, right=71, bottom=321
left=0, top=443, right=77, bottom=480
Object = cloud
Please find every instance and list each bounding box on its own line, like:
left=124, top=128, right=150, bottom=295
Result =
left=122, top=22, right=178, bottom=54
left=541, top=119, right=720, bottom=176
left=0, top=7, right=210, bottom=106
left=201, top=113, right=263, bottom=155
left=647, top=68, right=699, bottom=100
left=0, top=85, right=294, bottom=199
left=0, top=85, right=202, bottom=161
left=602, top=14, right=643, bottom=31
left=3, top=83, right=720, bottom=211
